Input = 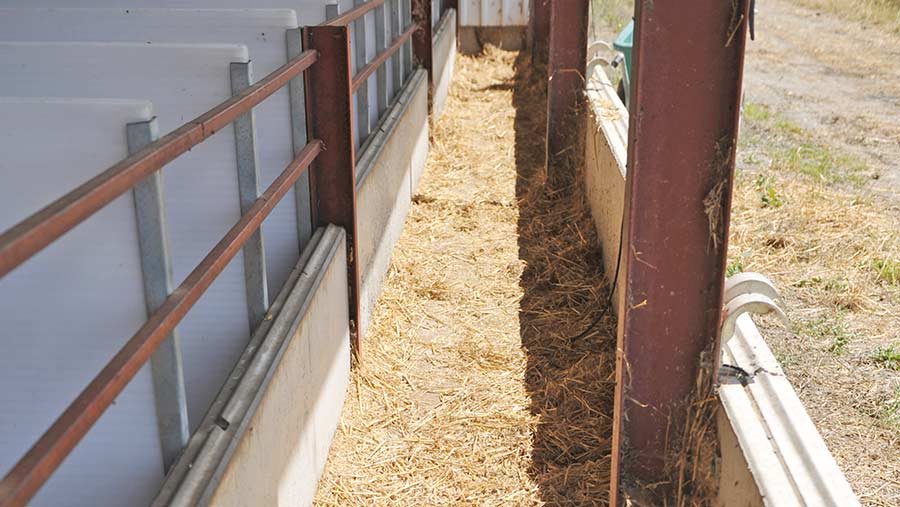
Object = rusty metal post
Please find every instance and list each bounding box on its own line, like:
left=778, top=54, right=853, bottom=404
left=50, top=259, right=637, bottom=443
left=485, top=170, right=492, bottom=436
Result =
left=530, top=0, right=550, bottom=64
left=411, top=0, right=433, bottom=85
left=609, top=0, right=751, bottom=503
left=302, top=25, right=363, bottom=356
left=545, top=0, right=588, bottom=175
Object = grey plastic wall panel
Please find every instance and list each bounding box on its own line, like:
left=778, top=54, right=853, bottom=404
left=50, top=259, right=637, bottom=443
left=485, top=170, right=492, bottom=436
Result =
left=0, top=98, right=164, bottom=507
left=458, top=0, right=529, bottom=27
left=0, top=42, right=252, bottom=431
left=0, top=7, right=308, bottom=304
left=0, top=0, right=349, bottom=25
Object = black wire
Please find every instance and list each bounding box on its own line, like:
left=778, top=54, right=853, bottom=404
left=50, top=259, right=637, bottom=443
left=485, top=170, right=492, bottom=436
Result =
left=569, top=206, right=626, bottom=341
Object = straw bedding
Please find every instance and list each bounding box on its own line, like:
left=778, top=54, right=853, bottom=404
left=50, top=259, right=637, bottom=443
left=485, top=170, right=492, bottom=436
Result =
left=313, top=47, right=616, bottom=506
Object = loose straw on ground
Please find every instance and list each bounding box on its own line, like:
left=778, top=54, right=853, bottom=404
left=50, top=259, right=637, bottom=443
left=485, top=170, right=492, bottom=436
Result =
left=314, top=47, right=617, bottom=506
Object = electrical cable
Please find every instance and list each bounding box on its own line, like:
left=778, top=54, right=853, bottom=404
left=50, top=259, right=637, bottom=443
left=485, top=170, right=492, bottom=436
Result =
left=569, top=203, right=626, bottom=341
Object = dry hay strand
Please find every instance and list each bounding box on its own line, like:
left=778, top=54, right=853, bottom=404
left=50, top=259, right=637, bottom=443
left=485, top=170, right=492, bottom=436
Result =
left=669, top=353, right=719, bottom=507
left=313, top=46, right=616, bottom=506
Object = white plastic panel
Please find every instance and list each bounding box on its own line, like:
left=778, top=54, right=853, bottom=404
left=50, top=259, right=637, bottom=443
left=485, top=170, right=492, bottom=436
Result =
left=458, top=0, right=529, bottom=27
left=0, top=42, right=252, bottom=431
left=0, top=7, right=306, bottom=305
left=0, top=0, right=341, bottom=25
left=0, top=98, right=164, bottom=507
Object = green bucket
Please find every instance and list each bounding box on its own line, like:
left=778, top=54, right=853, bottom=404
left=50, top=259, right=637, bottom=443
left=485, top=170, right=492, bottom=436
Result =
left=612, top=20, right=634, bottom=84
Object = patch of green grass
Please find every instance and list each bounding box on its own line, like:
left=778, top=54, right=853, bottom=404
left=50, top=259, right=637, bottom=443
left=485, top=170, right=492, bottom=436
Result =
left=774, top=351, right=798, bottom=369
left=774, top=118, right=804, bottom=136
left=874, top=345, right=900, bottom=370
left=879, top=387, right=900, bottom=427
left=793, top=276, right=848, bottom=293
left=797, top=314, right=854, bottom=355
left=873, top=258, right=900, bottom=285
left=754, top=174, right=784, bottom=208
left=743, top=102, right=771, bottom=122
left=726, top=259, right=744, bottom=277
left=775, top=143, right=869, bottom=186
left=726, top=250, right=752, bottom=277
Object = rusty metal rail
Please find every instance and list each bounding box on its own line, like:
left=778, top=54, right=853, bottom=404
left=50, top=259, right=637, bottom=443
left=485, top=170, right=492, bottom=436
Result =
left=0, top=141, right=322, bottom=507
left=0, top=0, right=454, bottom=503
left=352, top=24, right=416, bottom=92
left=0, top=47, right=328, bottom=507
left=323, top=0, right=386, bottom=27
left=0, top=49, right=318, bottom=279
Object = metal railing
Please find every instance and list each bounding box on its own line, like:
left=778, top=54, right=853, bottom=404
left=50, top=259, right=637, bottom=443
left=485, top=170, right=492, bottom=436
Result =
left=0, top=48, right=323, bottom=507
left=0, top=0, right=460, bottom=503
left=0, top=0, right=455, bottom=502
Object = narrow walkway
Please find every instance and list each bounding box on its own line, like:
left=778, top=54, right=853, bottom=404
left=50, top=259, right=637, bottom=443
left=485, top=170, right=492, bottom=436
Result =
left=315, top=48, right=616, bottom=506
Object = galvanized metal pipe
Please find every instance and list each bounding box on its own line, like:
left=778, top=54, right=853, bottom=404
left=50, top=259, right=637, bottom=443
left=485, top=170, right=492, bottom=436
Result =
left=126, top=119, right=190, bottom=473
left=230, top=61, right=270, bottom=332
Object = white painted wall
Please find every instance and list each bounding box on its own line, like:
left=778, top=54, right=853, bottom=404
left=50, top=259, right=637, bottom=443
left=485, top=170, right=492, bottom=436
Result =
left=458, top=0, right=529, bottom=27
left=0, top=98, right=164, bottom=507
left=0, top=42, right=253, bottom=432
left=0, top=7, right=308, bottom=301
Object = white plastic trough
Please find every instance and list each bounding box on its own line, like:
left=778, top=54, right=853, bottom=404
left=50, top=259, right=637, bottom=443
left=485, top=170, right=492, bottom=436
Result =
left=0, top=98, right=164, bottom=507
left=0, top=41, right=253, bottom=432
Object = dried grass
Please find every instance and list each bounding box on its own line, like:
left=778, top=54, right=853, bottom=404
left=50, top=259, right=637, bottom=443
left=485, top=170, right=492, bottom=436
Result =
left=314, top=47, right=616, bottom=506
left=731, top=120, right=900, bottom=505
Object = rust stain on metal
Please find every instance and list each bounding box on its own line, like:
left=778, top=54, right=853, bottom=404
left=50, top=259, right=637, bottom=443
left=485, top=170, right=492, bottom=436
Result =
left=0, top=50, right=318, bottom=279
left=545, top=0, right=589, bottom=175
left=610, top=0, right=751, bottom=503
left=303, top=25, right=363, bottom=357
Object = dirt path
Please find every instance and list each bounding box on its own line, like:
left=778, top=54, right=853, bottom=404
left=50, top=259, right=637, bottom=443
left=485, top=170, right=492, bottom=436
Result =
left=314, top=49, right=615, bottom=506
left=733, top=1, right=900, bottom=504
left=744, top=0, right=900, bottom=197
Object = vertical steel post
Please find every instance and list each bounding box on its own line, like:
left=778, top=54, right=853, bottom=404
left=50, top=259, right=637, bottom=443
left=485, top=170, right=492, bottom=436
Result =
left=353, top=0, right=372, bottom=143
left=126, top=119, right=189, bottom=472
left=303, top=25, right=363, bottom=357
left=530, top=0, right=551, bottom=64
left=610, top=0, right=751, bottom=503
left=389, top=0, right=403, bottom=95
left=411, top=0, right=433, bottom=85
left=545, top=0, right=588, bottom=174
left=374, top=0, right=390, bottom=113
left=230, top=62, right=269, bottom=331
left=402, top=0, right=413, bottom=84
left=286, top=28, right=314, bottom=250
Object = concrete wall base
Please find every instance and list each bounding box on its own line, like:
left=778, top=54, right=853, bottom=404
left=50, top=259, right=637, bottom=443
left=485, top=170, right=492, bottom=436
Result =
left=432, top=9, right=457, bottom=119
left=356, top=69, right=430, bottom=334
left=583, top=67, right=628, bottom=314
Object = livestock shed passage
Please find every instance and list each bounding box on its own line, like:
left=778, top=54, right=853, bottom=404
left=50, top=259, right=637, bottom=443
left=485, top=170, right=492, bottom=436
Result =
left=315, top=47, right=618, bottom=506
